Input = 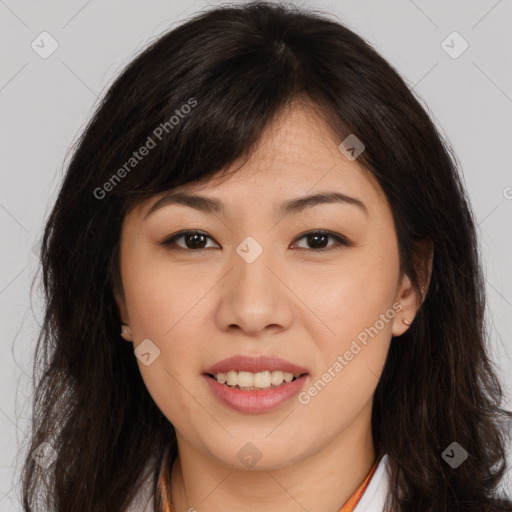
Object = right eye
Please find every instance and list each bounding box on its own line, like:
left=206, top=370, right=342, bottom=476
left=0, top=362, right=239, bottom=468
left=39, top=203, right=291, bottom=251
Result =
left=160, top=230, right=219, bottom=251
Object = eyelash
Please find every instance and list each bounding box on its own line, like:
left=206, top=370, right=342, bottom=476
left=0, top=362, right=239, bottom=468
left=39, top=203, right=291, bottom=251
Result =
left=159, top=229, right=351, bottom=253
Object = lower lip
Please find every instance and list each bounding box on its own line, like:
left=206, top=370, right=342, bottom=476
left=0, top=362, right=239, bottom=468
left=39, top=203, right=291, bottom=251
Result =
left=203, top=374, right=309, bottom=413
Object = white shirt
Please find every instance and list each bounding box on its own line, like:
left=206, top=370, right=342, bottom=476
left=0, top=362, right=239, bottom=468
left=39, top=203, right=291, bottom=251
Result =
left=353, top=454, right=389, bottom=512
left=128, top=454, right=390, bottom=512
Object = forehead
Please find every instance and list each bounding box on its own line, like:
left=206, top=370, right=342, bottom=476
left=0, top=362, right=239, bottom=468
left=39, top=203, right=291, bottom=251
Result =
left=135, top=101, right=386, bottom=220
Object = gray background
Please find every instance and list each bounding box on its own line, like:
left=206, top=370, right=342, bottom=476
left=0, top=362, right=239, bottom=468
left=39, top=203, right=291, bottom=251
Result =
left=1, top=0, right=511, bottom=508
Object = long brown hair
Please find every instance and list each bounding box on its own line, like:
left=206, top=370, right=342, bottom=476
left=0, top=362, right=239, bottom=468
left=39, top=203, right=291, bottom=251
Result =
left=21, top=2, right=512, bottom=510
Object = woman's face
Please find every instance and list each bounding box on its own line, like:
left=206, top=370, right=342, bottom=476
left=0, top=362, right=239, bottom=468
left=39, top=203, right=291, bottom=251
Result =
left=115, top=102, right=418, bottom=470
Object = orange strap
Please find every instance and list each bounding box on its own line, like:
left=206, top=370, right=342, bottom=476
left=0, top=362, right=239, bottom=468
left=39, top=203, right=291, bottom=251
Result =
left=338, top=458, right=378, bottom=511
left=160, top=458, right=378, bottom=512
left=157, top=454, right=173, bottom=512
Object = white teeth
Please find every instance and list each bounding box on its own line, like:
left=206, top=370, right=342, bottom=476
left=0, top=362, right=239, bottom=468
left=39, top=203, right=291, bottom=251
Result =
left=237, top=371, right=254, bottom=387
left=226, top=370, right=237, bottom=386
left=271, top=371, right=284, bottom=386
left=212, top=370, right=302, bottom=389
left=253, top=371, right=272, bottom=388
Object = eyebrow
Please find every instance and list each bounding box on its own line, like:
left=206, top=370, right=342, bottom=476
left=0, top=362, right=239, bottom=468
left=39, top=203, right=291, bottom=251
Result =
left=144, top=191, right=369, bottom=219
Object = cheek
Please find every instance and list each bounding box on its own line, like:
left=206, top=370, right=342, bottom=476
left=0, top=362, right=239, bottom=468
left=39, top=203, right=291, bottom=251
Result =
left=297, top=248, right=398, bottom=411
left=304, top=252, right=398, bottom=345
left=298, top=275, right=394, bottom=423
left=121, top=244, right=202, bottom=338
left=138, top=360, right=204, bottom=433
left=124, top=258, right=206, bottom=423
left=122, top=248, right=214, bottom=390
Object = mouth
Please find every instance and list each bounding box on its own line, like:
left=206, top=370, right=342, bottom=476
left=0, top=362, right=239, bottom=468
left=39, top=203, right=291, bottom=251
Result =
left=202, top=355, right=310, bottom=413
left=206, top=370, right=307, bottom=391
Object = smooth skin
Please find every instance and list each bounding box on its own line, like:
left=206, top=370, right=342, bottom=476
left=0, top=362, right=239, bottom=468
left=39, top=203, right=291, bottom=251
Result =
left=115, top=100, right=432, bottom=512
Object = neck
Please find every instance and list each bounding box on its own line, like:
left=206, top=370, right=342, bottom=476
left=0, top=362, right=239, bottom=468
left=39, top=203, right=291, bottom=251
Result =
left=169, top=411, right=376, bottom=512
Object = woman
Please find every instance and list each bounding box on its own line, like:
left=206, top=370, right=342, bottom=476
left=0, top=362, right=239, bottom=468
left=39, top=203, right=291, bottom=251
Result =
left=21, top=1, right=512, bottom=511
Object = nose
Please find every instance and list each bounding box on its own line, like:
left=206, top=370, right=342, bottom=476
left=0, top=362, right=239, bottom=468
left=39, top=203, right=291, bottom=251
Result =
left=214, top=238, right=294, bottom=338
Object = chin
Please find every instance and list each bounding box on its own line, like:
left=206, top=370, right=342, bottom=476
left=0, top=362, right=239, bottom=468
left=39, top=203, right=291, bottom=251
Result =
left=203, top=439, right=307, bottom=472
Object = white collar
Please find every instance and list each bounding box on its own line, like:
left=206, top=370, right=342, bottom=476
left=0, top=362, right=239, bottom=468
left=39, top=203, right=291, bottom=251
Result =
left=353, top=454, right=390, bottom=512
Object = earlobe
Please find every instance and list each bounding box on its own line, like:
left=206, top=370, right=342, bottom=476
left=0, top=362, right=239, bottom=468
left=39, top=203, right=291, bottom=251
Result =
left=392, top=239, right=434, bottom=337
left=114, top=291, right=133, bottom=342
left=392, top=274, right=418, bottom=337
left=120, top=324, right=133, bottom=342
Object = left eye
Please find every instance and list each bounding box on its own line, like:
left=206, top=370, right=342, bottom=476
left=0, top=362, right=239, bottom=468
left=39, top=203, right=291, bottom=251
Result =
left=292, top=231, right=350, bottom=251
left=160, top=230, right=350, bottom=252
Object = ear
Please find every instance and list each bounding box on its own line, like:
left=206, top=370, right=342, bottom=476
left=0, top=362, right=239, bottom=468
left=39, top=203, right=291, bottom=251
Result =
left=392, top=238, right=433, bottom=337
left=114, top=290, right=133, bottom=342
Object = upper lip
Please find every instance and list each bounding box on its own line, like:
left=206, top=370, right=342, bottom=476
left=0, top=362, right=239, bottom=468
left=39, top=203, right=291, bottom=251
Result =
left=204, top=355, right=309, bottom=375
